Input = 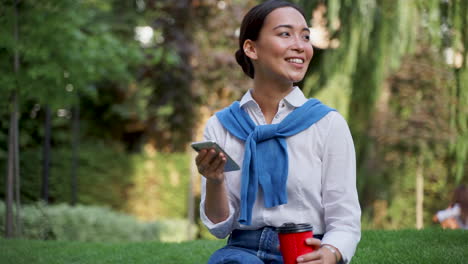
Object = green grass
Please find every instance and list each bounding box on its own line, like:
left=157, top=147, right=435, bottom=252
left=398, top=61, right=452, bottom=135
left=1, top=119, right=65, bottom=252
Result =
left=1, top=229, right=467, bottom=264
left=352, top=229, right=467, bottom=263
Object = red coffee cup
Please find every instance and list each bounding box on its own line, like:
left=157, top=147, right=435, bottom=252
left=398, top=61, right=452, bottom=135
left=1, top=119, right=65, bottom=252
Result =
left=276, top=223, right=314, bottom=264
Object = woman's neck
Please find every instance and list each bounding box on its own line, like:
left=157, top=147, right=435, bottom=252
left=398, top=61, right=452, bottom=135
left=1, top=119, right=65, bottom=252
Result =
left=252, top=77, right=294, bottom=124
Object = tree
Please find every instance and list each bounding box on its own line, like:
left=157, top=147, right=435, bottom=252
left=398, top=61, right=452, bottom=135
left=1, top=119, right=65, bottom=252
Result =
left=298, top=0, right=467, bottom=228
left=3, top=0, right=22, bottom=239
left=449, top=0, right=468, bottom=183
left=1, top=0, right=143, bottom=212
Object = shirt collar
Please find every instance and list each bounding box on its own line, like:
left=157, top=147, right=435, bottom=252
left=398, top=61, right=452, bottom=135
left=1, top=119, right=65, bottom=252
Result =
left=239, top=86, right=308, bottom=108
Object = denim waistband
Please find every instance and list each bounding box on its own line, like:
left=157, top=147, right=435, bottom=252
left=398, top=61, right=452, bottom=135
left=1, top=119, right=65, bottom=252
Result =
left=228, top=226, right=324, bottom=251
left=228, top=226, right=281, bottom=260
left=231, top=227, right=324, bottom=239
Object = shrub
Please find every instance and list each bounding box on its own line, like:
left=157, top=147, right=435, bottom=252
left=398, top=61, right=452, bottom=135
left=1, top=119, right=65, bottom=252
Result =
left=0, top=141, right=193, bottom=222
left=0, top=141, right=133, bottom=208
left=0, top=202, right=197, bottom=242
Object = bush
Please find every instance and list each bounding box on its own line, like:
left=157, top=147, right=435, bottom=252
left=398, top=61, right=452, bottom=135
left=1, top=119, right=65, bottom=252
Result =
left=0, top=202, right=197, bottom=242
left=124, top=151, right=191, bottom=220
left=0, top=141, right=133, bottom=208
left=155, top=218, right=199, bottom=242
left=0, top=141, right=194, bottom=221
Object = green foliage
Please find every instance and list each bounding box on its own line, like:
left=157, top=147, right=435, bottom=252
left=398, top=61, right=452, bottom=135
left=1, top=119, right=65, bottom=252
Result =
left=191, top=0, right=257, bottom=113
left=0, top=0, right=142, bottom=109
left=156, top=219, right=199, bottom=243
left=1, top=229, right=467, bottom=264
left=0, top=201, right=198, bottom=242
left=449, top=0, right=468, bottom=183
left=299, top=0, right=468, bottom=229
left=0, top=201, right=159, bottom=242
left=452, top=65, right=468, bottom=182
left=0, top=140, right=194, bottom=225
left=361, top=47, right=458, bottom=229
left=301, top=0, right=420, bottom=160
left=0, top=141, right=132, bottom=208
left=0, top=0, right=200, bottom=217
left=124, top=151, right=191, bottom=220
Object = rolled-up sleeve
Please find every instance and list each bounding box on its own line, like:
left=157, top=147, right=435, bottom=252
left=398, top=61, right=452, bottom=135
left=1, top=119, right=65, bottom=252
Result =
left=199, top=116, right=238, bottom=238
left=320, top=113, right=361, bottom=263
left=200, top=179, right=237, bottom=238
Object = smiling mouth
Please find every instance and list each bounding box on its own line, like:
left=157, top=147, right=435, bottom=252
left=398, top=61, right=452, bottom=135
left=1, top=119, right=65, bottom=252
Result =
left=286, top=58, right=304, bottom=64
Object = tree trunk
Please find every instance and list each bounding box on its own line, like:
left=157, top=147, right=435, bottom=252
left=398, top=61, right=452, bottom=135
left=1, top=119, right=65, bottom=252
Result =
left=14, top=94, right=21, bottom=236
left=5, top=95, right=16, bottom=238
left=5, top=0, right=21, bottom=239
left=13, top=0, right=21, bottom=236
left=71, top=104, right=79, bottom=206
left=416, top=154, right=424, bottom=229
left=41, top=105, right=51, bottom=203
left=5, top=93, right=19, bottom=239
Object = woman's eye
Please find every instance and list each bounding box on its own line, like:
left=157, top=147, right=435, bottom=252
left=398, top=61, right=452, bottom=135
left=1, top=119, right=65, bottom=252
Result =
left=303, top=35, right=310, bottom=41
left=279, top=32, right=290, bottom=37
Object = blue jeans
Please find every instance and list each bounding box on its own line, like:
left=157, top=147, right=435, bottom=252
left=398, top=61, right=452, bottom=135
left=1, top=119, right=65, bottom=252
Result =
left=208, top=227, right=324, bottom=264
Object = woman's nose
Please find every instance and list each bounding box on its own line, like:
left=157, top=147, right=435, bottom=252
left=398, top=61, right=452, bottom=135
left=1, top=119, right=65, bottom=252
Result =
left=291, top=36, right=305, bottom=52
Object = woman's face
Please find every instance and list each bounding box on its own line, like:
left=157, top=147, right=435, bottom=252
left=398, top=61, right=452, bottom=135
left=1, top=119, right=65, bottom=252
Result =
left=250, top=7, right=313, bottom=83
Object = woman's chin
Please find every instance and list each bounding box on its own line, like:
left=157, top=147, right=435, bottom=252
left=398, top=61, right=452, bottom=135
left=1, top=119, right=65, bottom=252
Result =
left=286, top=73, right=306, bottom=83
left=289, top=76, right=305, bottom=83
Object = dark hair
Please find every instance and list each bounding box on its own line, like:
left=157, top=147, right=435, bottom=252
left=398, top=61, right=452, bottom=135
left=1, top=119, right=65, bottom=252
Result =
left=235, top=0, right=306, bottom=79
left=452, top=185, right=468, bottom=222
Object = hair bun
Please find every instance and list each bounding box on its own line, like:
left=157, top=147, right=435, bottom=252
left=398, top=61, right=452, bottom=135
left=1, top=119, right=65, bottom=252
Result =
left=235, top=49, right=254, bottom=79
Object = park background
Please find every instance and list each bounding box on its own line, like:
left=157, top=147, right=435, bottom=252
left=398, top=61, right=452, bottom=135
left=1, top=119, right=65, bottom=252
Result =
left=1, top=0, right=467, bottom=255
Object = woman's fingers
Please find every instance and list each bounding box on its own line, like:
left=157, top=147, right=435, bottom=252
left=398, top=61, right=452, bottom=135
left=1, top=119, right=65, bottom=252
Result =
left=297, top=238, right=324, bottom=263
left=305, top=238, right=322, bottom=249
left=201, top=149, right=217, bottom=164
left=197, top=149, right=216, bottom=170
left=206, top=152, right=225, bottom=174
left=195, top=149, right=207, bottom=164
left=197, top=149, right=226, bottom=179
left=297, top=251, right=322, bottom=263
left=213, top=153, right=226, bottom=174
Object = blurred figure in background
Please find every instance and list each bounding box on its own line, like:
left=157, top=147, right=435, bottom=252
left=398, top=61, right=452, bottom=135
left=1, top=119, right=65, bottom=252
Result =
left=433, top=184, right=468, bottom=229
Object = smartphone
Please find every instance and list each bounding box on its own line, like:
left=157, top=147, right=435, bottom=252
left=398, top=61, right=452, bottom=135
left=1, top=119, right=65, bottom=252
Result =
left=191, top=140, right=240, bottom=172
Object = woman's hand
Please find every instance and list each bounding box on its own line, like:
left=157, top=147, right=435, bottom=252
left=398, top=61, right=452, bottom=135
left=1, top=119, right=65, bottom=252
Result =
left=197, top=148, right=229, bottom=223
left=296, top=238, right=340, bottom=264
left=195, top=149, right=227, bottom=183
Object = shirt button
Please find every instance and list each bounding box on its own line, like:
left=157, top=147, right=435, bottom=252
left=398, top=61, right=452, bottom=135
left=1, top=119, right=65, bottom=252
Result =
left=282, top=103, right=285, bottom=108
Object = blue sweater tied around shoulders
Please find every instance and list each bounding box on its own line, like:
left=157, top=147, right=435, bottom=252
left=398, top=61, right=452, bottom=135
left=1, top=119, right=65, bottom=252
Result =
left=215, top=98, right=335, bottom=225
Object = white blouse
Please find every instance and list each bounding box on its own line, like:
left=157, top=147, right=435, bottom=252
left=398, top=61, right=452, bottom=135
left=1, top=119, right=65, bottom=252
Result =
left=437, top=204, right=468, bottom=229
left=200, top=87, right=361, bottom=263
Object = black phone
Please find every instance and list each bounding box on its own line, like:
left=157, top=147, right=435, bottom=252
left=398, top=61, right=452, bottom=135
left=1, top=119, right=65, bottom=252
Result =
left=191, top=140, right=240, bottom=172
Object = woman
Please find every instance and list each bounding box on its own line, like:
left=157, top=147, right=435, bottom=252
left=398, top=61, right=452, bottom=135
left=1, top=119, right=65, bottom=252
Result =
left=195, top=1, right=361, bottom=263
left=433, top=185, right=468, bottom=230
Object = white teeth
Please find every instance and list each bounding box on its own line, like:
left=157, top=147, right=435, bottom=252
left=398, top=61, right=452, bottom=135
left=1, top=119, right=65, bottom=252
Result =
left=287, top=58, right=304, bottom=64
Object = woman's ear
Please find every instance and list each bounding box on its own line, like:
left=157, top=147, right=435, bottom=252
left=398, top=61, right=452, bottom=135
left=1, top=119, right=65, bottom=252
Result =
left=243, top=40, right=258, bottom=60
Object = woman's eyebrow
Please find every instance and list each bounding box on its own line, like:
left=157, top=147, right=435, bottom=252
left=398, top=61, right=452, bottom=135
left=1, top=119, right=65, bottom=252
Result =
left=273, top=24, right=310, bottom=33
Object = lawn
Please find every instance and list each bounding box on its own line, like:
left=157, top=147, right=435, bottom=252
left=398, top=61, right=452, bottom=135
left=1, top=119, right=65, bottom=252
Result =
left=1, top=229, right=467, bottom=264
